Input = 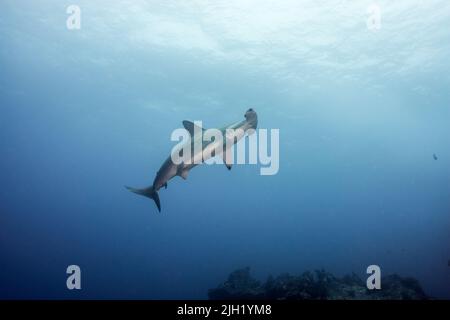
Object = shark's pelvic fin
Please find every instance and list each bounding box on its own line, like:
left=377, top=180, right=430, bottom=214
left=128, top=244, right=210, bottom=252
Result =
left=125, top=185, right=161, bottom=212
left=182, top=120, right=204, bottom=137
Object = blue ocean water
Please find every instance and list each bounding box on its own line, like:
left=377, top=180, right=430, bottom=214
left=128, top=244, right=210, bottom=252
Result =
left=1, top=0, right=449, bottom=299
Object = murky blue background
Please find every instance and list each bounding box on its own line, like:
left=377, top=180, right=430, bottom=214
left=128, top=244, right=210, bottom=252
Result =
left=1, top=0, right=449, bottom=299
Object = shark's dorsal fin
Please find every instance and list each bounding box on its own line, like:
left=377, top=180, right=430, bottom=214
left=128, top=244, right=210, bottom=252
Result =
left=182, top=120, right=204, bottom=137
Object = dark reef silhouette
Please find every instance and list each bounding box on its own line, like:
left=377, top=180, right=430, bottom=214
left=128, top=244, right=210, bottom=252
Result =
left=208, top=267, right=429, bottom=300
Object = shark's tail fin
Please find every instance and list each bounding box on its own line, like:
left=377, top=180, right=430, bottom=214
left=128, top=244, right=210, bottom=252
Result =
left=125, top=185, right=161, bottom=212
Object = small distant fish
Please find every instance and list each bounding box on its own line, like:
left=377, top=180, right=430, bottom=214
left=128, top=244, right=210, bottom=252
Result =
left=433, top=154, right=438, bottom=160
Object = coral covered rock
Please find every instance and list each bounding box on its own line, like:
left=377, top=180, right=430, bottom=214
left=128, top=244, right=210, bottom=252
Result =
left=208, top=268, right=429, bottom=300
left=208, top=267, right=265, bottom=300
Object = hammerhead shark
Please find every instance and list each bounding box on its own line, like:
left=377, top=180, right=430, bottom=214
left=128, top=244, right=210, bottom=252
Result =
left=126, top=109, right=258, bottom=212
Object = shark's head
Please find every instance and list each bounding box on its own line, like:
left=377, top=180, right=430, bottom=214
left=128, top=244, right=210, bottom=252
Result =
left=244, top=108, right=258, bottom=129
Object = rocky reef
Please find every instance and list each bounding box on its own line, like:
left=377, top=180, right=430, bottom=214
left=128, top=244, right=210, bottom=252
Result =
left=208, top=267, right=429, bottom=300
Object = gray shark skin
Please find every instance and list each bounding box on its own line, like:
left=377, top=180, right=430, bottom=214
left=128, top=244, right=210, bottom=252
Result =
left=126, top=109, right=258, bottom=212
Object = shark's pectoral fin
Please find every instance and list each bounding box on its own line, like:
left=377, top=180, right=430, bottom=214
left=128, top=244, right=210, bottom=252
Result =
left=177, top=167, right=189, bottom=180
left=180, top=170, right=189, bottom=180
left=222, top=150, right=232, bottom=171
